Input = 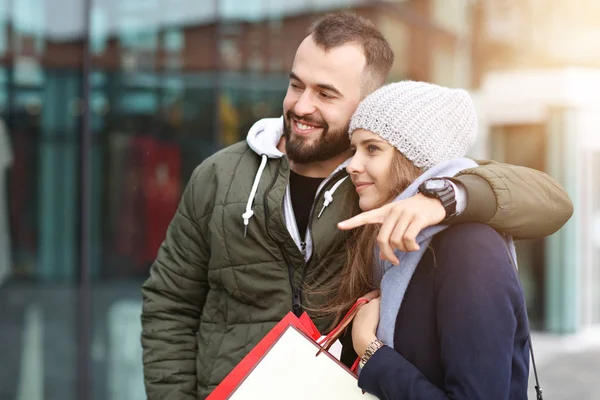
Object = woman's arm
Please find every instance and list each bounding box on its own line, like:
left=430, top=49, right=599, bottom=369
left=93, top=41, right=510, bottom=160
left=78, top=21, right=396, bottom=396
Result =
left=338, top=160, right=573, bottom=264
left=358, top=223, right=528, bottom=399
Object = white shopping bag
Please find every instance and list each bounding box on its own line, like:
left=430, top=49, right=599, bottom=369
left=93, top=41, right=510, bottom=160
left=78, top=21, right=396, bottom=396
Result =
left=208, top=311, right=376, bottom=400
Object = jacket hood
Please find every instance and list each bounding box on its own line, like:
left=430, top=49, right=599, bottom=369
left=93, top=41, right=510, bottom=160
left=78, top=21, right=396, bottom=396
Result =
left=246, top=116, right=285, bottom=158
left=242, top=116, right=350, bottom=247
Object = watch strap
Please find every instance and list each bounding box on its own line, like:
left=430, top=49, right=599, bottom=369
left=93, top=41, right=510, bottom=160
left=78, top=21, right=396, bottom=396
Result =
left=438, top=184, right=457, bottom=222
left=419, top=179, right=457, bottom=222
left=359, top=338, right=385, bottom=369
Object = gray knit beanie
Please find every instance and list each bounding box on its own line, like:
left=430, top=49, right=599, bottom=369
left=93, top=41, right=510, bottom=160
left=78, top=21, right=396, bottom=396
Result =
left=349, top=81, right=478, bottom=171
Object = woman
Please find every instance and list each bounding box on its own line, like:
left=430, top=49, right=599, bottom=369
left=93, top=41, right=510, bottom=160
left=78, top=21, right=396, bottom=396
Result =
left=330, top=81, right=530, bottom=399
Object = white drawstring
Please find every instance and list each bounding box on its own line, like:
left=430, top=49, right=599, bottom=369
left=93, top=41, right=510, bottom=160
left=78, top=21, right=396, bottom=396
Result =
left=317, top=176, right=349, bottom=218
left=243, top=154, right=268, bottom=238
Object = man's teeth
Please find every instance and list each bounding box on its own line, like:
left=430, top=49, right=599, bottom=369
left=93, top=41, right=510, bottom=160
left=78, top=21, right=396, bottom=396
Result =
left=297, top=122, right=316, bottom=131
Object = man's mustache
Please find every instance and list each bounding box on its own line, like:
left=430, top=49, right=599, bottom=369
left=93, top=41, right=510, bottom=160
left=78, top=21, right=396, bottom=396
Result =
left=286, top=110, right=327, bottom=128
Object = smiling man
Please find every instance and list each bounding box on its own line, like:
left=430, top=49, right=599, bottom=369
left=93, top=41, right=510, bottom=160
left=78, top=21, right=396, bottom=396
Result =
left=141, top=13, right=573, bottom=399
left=280, top=27, right=385, bottom=179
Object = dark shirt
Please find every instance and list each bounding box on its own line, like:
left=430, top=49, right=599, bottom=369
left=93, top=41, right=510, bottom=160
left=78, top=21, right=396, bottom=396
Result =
left=358, top=223, right=530, bottom=400
left=289, top=170, right=324, bottom=241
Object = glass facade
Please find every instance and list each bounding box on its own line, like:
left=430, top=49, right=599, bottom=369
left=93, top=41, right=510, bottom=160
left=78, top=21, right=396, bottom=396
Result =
left=1, top=0, right=85, bottom=398
left=592, top=151, right=600, bottom=324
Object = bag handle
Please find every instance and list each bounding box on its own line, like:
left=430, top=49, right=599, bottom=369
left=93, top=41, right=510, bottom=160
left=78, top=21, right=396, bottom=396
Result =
left=316, top=298, right=369, bottom=356
left=529, top=337, right=543, bottom=400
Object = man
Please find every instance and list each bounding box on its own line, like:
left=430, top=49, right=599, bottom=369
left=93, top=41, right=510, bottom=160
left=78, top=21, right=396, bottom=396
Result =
left=141, top=13, right=573, bottom=399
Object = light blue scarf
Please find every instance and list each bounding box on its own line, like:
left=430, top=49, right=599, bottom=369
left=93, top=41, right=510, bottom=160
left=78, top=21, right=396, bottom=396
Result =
left=375, top=158, right=518, bottom=346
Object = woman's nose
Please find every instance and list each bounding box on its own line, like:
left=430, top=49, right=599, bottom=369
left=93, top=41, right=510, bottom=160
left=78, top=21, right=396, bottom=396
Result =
left=346, top=155, right=364, bottom=175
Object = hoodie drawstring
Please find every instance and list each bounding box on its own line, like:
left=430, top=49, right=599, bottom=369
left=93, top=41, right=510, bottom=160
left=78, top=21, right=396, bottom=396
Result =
left=243, top=154, right=268, bottom=238
left=317, top=176, right=349, bottom=218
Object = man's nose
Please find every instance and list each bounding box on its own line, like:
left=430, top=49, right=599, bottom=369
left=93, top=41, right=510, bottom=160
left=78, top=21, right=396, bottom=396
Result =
left=293, top=91, right=316, bottom=117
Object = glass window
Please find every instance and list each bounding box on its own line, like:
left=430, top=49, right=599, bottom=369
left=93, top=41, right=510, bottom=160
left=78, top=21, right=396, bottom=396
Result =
left=88, top=0, right=220, bottom=397
left=1, top=0, right=83, bottom=398
left=592, top=151, right=600, bottom=324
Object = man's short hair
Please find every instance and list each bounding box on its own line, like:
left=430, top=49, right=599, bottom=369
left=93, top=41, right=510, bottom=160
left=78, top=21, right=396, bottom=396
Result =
left=308, top=13, right=394, bottom=96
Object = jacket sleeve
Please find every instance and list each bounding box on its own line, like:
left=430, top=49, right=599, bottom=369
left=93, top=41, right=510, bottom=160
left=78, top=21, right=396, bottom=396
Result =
left=358, top=224, right=526, bottom=399
left=141, top=163, right=213, bottom=400
left=450, top=159, right=573, bottom=240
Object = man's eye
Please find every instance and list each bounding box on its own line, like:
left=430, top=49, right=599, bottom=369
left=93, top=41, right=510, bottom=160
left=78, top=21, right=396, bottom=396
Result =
left=319, top=92, right=333, bottom=99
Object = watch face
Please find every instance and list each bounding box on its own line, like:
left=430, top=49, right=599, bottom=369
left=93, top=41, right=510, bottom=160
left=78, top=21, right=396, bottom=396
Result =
left=425, top=179, right=447, bottom=190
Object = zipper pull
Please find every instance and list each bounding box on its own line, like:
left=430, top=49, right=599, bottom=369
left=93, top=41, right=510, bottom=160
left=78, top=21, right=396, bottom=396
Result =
left=292, top=287, right=302, bottom=316
left=300, top=242, right=307, bottom=256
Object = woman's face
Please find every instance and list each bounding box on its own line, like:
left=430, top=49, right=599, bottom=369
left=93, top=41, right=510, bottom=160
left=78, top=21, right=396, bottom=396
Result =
left=347, top=129, right=396, bottom=211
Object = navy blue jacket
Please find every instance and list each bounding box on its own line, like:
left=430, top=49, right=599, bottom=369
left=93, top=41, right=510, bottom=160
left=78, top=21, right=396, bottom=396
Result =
left=358, top=223, right=530, bottom=399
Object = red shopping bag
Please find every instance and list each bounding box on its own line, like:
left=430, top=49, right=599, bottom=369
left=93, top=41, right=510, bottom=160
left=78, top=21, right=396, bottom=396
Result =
left=208, top=301, right=375, bottom=400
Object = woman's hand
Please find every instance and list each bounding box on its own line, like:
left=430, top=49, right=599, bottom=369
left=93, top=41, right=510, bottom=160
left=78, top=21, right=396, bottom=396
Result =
left=338, top=193, right=446, bottom=264
left=352, top=296, right=381, bottom=357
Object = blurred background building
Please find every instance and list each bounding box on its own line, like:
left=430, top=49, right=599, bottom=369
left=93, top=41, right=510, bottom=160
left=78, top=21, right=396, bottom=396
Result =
left=0, top=0, right=598, bottom=398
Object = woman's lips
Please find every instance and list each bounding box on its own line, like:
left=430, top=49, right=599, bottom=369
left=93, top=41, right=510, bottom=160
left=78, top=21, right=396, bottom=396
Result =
left=355, top=182, right=373, bottom=193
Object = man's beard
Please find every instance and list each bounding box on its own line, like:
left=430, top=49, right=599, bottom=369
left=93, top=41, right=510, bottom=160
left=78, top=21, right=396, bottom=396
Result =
left=283, top=110, right=351, bottom=165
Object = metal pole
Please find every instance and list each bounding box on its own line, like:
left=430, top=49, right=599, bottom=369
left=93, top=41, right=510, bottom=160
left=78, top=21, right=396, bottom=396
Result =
left=213, top=0, right=222, bottom=151
left=77, top=0, right=93, bottom=397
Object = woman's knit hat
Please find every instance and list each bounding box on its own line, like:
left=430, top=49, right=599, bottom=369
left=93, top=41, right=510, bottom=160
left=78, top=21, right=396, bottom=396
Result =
left=349, top=81, right=478, bottom=171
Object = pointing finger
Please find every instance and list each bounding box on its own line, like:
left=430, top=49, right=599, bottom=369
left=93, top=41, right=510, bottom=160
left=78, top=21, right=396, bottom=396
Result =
left=338, top=208, right=385, bottom=230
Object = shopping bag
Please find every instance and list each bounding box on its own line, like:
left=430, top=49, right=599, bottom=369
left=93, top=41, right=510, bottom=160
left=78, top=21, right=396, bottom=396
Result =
left=208, top=302, right=376, bottom=400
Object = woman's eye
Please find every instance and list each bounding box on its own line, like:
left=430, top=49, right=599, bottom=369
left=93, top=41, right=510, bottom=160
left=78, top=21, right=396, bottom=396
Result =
left=367, top=145, right=380, bottom=153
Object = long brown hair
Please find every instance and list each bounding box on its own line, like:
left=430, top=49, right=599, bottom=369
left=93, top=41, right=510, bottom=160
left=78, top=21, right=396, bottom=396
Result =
left=318, top=150, right=423, bottom=329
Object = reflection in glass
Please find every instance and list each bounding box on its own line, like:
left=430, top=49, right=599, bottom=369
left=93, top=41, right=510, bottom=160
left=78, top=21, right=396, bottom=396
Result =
left=1, top=0, right=83, bottom=398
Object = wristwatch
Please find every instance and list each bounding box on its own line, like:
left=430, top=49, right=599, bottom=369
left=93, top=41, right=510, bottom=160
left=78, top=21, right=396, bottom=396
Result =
left=359, top=338, right=385, bottom=369
left=418, top=178, right=457, bottom=222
